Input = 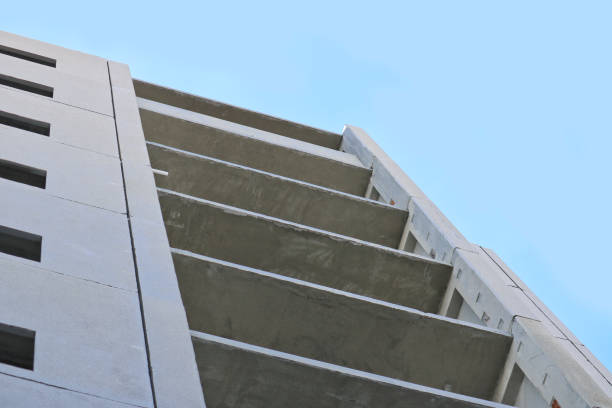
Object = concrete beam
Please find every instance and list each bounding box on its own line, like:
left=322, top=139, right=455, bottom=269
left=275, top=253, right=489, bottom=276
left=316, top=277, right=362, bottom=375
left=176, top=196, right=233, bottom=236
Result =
left=158, top=189, right=451, bottom=313
left=134, top=79, right=342, bottom=149
left=138, top=104, right=370, bottom=196
left=148, top=142, right=407, bottom=248
left=191, top=332, right=511, bottom=408
left=175, top=251, right=511, bottom=399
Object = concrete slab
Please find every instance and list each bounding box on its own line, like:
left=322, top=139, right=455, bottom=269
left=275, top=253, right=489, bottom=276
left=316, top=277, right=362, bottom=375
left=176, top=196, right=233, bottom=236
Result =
left=191, top=332, right=511, bottom=408
left=0, top=374, right=141, bottom=408
left=175, top=251, right=511, bottom=399
left=148, top=142, right=407, bottom=247
left=138, top=104, right=370, bottom=196
left=0, top=86, right=118, bottom=157
left=134, top=79, right=342, bottom=149
left=0, top=181, right=135, bottom=290
left=0, top=257, right=152, bottom=407
left=0, top=130, right=125, bottom=213
left=0, top=53, right=113, bottom=116
left=158, top=189, right=451, bottom=312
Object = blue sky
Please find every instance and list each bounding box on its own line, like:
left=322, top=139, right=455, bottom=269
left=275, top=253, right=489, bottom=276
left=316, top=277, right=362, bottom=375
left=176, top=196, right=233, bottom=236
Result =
left=4, top=1, right=611, bottom=369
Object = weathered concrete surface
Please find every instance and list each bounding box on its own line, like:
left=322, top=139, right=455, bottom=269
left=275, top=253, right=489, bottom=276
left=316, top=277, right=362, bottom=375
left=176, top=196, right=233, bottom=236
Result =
left=191, top=333, right=511, bottom=408
left=175, top=252, right=511, bottom=399
left=159, top=189, right=451, bottom=312
left=139, top=109, right=370, bottom=195
left=148, top=143, right=407, bottom=247
left=134, top=79, right=342, bottom=149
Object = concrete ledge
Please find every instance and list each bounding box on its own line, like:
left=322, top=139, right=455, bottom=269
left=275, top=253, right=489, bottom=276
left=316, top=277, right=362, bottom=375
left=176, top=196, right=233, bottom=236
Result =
left=134, top=79, right=342, bottom=149
left=191, top=331, right=512, bottom=408
left=175, top=251, right=511, bottom=399
left=138, top=101, right=370, bottom=196
left=148, top=142, right=407, bottom=247
left=158, top=188, right=452, bottom=313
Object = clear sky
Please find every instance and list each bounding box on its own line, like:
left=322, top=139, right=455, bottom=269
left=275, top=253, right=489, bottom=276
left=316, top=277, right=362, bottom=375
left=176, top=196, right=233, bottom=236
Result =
left=4, top=1, right=611, bottom=369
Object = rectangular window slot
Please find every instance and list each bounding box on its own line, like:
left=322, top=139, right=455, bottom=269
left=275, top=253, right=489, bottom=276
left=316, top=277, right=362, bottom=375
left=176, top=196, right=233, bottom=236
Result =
left=0, top=159, right=47, bottom=189
left=0, top=110, right=50, bottom=136
left=0, top=225, right=42, bottom=262
left=0, top=322, right=35, bottom=370
left=0, top=74, right=53, bottom=98
left=0, top=44, right=56, bottom=68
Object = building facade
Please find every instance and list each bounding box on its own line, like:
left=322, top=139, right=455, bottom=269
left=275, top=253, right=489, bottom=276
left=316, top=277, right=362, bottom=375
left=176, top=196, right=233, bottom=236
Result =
left=0, top=30, right=610, bottom=408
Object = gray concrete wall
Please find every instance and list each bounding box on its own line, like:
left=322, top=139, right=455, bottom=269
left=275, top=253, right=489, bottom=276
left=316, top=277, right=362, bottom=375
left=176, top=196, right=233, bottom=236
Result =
left=0, top=30, right=153, bottom=407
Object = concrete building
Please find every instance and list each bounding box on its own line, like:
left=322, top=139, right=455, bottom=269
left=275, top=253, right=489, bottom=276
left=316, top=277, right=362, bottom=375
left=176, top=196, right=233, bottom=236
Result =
left=0, top=30, right=610, bottom=408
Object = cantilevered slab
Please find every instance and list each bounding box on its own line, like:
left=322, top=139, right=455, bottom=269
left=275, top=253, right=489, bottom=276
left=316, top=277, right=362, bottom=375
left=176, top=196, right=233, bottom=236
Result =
left=158, top=189, right=451, bottom=312
left=134, top=79, right=342, bottom=149
left=175, top=252, right=511, bottom=399
left=148, top=142, right=407, bottom=247
left=138, top=107, right=370, bottom=195
left=191, top=332, right=511, bottom=408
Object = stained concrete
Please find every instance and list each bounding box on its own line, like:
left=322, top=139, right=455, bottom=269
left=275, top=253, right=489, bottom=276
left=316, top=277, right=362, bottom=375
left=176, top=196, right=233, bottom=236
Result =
left=175, top=252, right=511, bottom=399
left=134, top=79, right=342, bottom=149
left=191, top=333, right=511, bottom=408
left=159, top=189, right=451, bottom=312
left=148, top=142, right=407, bottom=248
left=139, top=109, right=370, bottom=196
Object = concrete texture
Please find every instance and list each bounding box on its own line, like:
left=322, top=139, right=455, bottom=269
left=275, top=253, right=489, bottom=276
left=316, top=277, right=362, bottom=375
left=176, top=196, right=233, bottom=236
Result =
left=159, top=189, right=452, bottom=312
left=0, top=30, right=110, bottom=84
left=0, top=181, right=135, bottom=290
left=342, top=124, right=612, bottom=406
left=0, top=374, right=143, bottom=408
left=134, top=79, right=342, bottom=149
left=0, top=128, right=125, bottom=213
left=0, top=53, right=113, bottom=116
left=148, top=142, right=407, bottom=247
left=191, top=333, right=511, bottom=408
left=108, top=62, right=206, bottom=408
left=0, top=86, right=118, bottom=157
left=138, top=108, right=370, bottom=195
left=174, top=251, right=511, bottom=399
left=0, top=257, right=152, bottom=407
